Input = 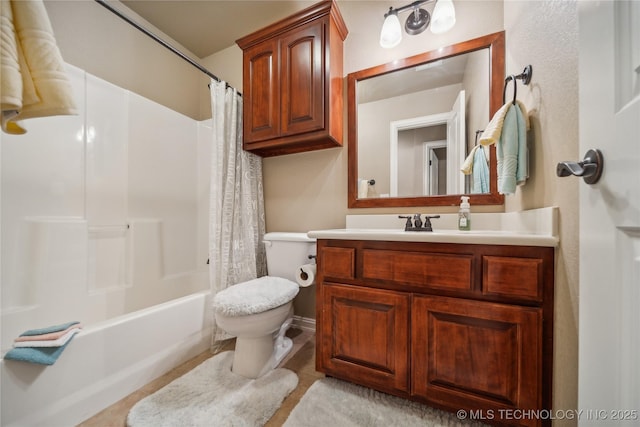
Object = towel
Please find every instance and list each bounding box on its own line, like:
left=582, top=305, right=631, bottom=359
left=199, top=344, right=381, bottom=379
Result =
left=472, top=144, right=490, bottom=194
left=496, top=103, right=528, bottom=194
left=460, top=145, right=479, bottom=175
left=13, top=327, right=80, bottom=348
left=3, top=335, right=76, bottom=365
left=478, top=100, right=529, bottom=147
left=14, top=322, right=82, bottom=342
left=479, top=101, right=529, bottom=195
left=1, top=0, right=77, bottom=134
left=17, top=320, right=80, bottom=337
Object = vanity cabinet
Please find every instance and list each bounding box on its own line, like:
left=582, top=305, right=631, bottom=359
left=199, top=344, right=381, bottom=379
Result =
left=316, top=239, right=554, bottom=427
left=236, top=1, right=347, bottom=157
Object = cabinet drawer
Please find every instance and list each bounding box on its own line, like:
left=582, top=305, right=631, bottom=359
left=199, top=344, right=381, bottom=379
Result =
left=483, top=256, right=543, bottom=302
left=362, top=249, right=472, bottom=291
left=320, top=247, right=355, bottom=280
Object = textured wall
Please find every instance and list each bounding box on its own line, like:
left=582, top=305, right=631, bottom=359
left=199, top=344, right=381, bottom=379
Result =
left=503, top=1, right=580, bottom=423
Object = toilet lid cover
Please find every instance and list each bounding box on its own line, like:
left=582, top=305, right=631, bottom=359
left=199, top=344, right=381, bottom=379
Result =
left=213, top=276, right=299, bottom=317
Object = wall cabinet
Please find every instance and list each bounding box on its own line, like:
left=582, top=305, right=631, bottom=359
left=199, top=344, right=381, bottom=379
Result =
left=236, top=1, right=347, bottom=157
left=316, top=239, right=554, bottom=427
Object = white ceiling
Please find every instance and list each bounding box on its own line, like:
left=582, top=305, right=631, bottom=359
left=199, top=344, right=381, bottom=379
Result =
left=120, top=1, right=317, bottom=58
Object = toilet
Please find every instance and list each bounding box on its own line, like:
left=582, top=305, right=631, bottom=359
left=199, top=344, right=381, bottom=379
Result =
left=213, top=232, right=316, bottom=378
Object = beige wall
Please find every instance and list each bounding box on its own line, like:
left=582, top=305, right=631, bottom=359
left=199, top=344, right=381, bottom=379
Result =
left=503, top=1, right=580, bottom=423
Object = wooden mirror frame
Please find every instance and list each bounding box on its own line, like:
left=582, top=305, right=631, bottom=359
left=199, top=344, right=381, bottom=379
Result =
left=347, top=31, right=505, bottom=208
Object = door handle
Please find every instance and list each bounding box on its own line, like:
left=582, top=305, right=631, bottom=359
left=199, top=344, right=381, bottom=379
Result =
left=556, top=149, right=603, bottom=184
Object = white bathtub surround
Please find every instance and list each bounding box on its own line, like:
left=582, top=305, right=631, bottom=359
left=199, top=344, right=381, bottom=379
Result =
left=127, top=351, right=298, bottom=427
left=309, top=207, right=559, bottom=247
left=208, top=80, right=266, bottom=344
left=1, top=291, right=212, bottom=427
left=1, top=62, right=215, bottom=425
left=1, top=63, right=210, bottom=346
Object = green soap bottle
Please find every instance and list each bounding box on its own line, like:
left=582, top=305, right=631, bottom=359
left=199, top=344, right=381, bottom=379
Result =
left=458, top=196, right=471, bottom=231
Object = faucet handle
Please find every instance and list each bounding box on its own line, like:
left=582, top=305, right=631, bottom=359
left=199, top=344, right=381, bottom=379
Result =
left=422, top=215, right=441, bottom=231
left=398, top=215, right=412, bottom=231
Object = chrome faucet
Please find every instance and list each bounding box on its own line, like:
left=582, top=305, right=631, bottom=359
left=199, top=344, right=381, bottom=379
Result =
left=398, top=214, right=440, bottom=232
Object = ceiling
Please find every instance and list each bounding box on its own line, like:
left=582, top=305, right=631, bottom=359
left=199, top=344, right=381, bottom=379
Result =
left=120, top=1, right=317, bottom=58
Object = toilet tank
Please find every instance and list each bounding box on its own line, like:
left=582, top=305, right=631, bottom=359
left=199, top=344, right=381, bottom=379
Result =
left=263, top=232, right=316, bottom=282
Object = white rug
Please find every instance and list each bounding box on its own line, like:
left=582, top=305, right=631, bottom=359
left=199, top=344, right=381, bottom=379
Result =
left=127, top=351, right=298, bottom=427
left=284, top=378, right=486, bottom=427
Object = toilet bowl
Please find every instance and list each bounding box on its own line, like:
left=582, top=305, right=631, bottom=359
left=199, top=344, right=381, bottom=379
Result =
left=213, top=232, right=316, bottom=378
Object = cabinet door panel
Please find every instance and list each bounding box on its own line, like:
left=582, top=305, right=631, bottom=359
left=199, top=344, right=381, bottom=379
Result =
left=280, top=20, right=324, bottom=136
left=412, top=295, right=541, bottom=425
left=319, top=283, right=409, bottom=393
left=243, top=39, right=280, bottom=143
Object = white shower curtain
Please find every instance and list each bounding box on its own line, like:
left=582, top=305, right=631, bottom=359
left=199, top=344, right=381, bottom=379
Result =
left=209, top=80, right=266, bottom=345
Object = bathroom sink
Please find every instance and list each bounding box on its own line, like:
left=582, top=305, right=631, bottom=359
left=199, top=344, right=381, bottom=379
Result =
left=308, top=207, right=559, bottom=247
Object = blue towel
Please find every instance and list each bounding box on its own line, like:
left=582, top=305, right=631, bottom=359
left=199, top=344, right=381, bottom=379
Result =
left=18, top=320, right=80, bottom=337
left=497, top=103, right=528, bottom=194
left=472, top=146, right=490, bottom=194
left=3, top=335, right=76, bottom=365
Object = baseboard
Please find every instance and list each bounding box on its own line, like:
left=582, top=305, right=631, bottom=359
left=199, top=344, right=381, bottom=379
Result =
left=292, top=315, right=316, bottom=332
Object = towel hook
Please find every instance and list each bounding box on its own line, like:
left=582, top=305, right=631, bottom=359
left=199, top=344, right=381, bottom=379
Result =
left=502, top=65, right=533, bottom=105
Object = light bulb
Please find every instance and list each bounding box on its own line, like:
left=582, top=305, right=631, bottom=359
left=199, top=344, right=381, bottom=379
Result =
left=431, top=0, right=456, bottom=34
left=379, top=12, right=402, bottom=48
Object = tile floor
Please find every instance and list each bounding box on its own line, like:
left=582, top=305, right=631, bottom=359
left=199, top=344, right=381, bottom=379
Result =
left=78, top=328, right=322, bottom=426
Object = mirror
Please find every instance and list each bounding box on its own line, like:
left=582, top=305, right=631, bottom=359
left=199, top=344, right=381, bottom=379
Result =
left=348, top=31, right=505, bottom=208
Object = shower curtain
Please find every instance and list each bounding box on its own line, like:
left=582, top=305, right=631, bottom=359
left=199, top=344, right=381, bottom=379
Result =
left=209, top=80, right=266, bottom=345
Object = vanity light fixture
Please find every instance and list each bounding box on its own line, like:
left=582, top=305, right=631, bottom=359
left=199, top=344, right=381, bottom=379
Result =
left=379, top=0, right=456, bottom=48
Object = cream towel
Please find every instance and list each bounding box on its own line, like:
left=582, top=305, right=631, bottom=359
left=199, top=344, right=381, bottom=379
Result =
left=461, top=145, right=489, bottom=175
left=1, top=0, right=77, bottom=134
left=478, top=100, right=529, bottom=147
left=460, top=145, right=479, bottom=175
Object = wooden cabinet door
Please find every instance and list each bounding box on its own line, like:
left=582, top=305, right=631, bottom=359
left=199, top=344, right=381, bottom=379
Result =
left=318, top=283, right=410, bottom=394
left=242, top=38, right=280, bottom=144
left=412, top=295, right=542, bottom=426
left=279, top=19, right=324, bottom=137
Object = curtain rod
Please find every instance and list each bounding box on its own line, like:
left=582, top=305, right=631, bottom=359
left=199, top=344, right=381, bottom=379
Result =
left=94, top=0, right=241, bottom=95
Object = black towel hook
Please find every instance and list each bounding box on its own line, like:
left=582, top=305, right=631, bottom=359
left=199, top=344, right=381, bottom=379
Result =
left=502, top=65, right=533, bottom=105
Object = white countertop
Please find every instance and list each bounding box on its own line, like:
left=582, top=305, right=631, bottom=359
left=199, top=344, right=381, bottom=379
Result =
left=308, top=207, right=559, bottom=247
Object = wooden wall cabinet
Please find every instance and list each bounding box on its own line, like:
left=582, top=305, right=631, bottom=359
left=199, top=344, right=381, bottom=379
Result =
left=316, top=239, right=554, bottom=427
left=236, top=1, right=347, bottom=157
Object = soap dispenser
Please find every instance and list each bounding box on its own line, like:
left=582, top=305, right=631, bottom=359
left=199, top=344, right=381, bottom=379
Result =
left=458, top=196, right=471, bottom=231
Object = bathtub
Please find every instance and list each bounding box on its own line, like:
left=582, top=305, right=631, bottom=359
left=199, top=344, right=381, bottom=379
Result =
left=0, top=291, right=213, bottom=427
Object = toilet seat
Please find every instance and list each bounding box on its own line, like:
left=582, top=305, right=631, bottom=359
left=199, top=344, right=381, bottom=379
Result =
left=213, top=276, right=299, bottom=317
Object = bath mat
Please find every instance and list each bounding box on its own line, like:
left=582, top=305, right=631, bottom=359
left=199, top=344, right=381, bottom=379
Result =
left=127, top=351, right=298, bottom=427
left=283, top=377, right=486, bottom=427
